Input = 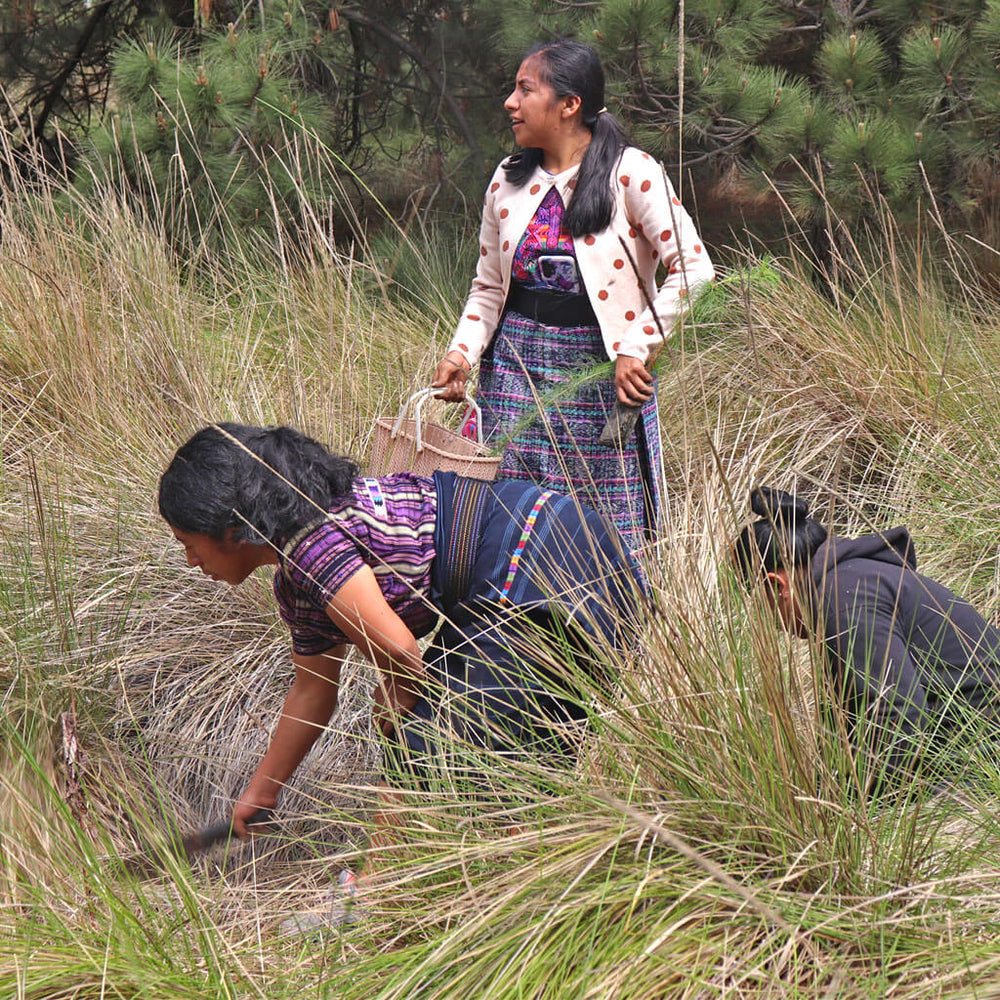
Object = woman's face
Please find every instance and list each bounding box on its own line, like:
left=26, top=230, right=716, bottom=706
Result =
left=504, top=55, right=572, bottom=150
left=170, top=526, right=267, bottom=586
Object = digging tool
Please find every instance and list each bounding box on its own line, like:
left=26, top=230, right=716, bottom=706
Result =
left=597, top=236, right=668, bottom=449
left=597, top=362, right=656, bottom=448
left=113, top=808, right=273, bottom=878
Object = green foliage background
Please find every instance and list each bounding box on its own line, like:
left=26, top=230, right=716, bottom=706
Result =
left=9, top=1, right=1000, bottom=255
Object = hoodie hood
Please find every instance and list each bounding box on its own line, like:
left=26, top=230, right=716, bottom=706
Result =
left=812, top=526, right=916, bottom=587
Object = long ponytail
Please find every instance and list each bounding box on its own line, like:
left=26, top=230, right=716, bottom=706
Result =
left=501, top=39, right=627, bottom=237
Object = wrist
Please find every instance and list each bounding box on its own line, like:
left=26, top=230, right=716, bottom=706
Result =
left=444, top=350, right=471, bottom=372
left=243, top=776, right=281, bottom=809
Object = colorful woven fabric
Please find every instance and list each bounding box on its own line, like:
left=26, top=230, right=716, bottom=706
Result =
left=499, top=490, right=554, bottom=602
left=510, top=187, right=577, bottom=290
left=478, top=314, right=662, bottom=553
left=274, top=473, right=439, bottom=655
left=477, top=190, right=661, bottom=552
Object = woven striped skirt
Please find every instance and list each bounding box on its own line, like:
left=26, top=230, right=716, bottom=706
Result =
left=477, top=309, right=662, bottom=552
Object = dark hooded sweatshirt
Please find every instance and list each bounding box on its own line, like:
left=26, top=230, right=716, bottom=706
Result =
left=811, top=527, right=1000, bottom=782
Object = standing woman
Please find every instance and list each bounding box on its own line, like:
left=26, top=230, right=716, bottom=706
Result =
left=158, top=423, right=642, bottom=850
left=433, top=39, right=714, bottom=553
left=735, top=487, right=1000, bottom=791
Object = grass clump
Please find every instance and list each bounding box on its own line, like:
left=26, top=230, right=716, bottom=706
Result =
left=3, top=120, right=1000, bottom=999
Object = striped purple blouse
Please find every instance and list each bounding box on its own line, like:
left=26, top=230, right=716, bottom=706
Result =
left=273, top=473, right=439, bottom=655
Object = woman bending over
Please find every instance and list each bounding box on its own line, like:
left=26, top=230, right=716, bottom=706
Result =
left=158, top=423, right=643, bottom=918
left=735, top=487, right=1000, bottom=792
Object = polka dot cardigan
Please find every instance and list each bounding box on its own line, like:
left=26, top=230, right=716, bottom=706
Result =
left=449, top=146, right=715, bottom=367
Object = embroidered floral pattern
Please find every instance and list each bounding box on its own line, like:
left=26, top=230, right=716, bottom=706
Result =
left=510, top=188, right=578, bottom=291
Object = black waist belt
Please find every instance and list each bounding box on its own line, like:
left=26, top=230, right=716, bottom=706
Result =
left=506, top=286, right=598, bottom=328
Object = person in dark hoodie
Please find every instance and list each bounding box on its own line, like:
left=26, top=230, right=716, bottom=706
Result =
left=734, top=486, right=1000, bottom=791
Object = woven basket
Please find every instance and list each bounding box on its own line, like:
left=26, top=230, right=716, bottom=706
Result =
left=371, top=388, right=500, bottom=480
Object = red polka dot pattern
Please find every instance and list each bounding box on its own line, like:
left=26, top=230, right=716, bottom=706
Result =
left=499, top=208, right=509, bottom=218
left=641, top=179, right=651, bottom=192
left=598, top=289, right=609, bottom=300
left=530, top=184, right=540, bottom=194
left=620, top=175, right=630, bottom=186
left=660, top=230, right=672, bottom=241
left=467, top=314, right=480, bottom=322
left=613, top=259, right=625, bottom=269
left=584, top=235, right=596, bottom=245
left=624, top=311, right=635, bottom=321
left=490, top=182, right=500, bottom=192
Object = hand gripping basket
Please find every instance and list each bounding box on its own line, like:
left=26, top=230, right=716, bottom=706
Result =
left=371, top=388, right=501, bottom=480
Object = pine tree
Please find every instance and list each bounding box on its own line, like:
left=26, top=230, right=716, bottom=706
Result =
left=78, top=16, right=336, bottom=252
left=0, top=0, right=154, bottom=163
left=475, top=0, right=1000, bottom=252
left=74, top=0, right=511, bottom=252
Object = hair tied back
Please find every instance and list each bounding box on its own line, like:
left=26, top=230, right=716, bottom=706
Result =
left=750, top=486, right=809, bottom=521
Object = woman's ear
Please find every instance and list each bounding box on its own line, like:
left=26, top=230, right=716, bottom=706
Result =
left=764, top=568, right=789, bottom=596
left=763, top=567, right=808, bottom=636
left=561, top=93, right=583, bottom=118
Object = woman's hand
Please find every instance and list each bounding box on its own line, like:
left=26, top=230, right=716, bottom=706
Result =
left=432, top=351, right=471, bottom=401
left=614, top=355, right=654, bottom=407
left=233, top=789, right=278, bottom=840
left=373, top=676, right=420, bottom=737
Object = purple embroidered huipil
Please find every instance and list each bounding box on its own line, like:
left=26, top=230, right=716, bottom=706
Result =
left=273, top=474, right=439, bottom=655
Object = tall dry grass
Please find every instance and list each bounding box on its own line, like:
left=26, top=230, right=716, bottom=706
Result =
left=3, top=122, right=1000, bottom=998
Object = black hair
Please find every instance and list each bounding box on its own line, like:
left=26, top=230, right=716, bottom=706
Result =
left=734, top=487, right=828, bottom=584
left=502, top=38, right=628, bottom=237
left=158, top=423, right=359, bottom=543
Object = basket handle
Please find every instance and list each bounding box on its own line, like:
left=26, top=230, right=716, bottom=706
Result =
left=390, top=388, right=484, bottom=453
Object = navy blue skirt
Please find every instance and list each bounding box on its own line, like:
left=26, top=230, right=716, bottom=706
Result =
left=387, top=472, right=643, bottom=782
